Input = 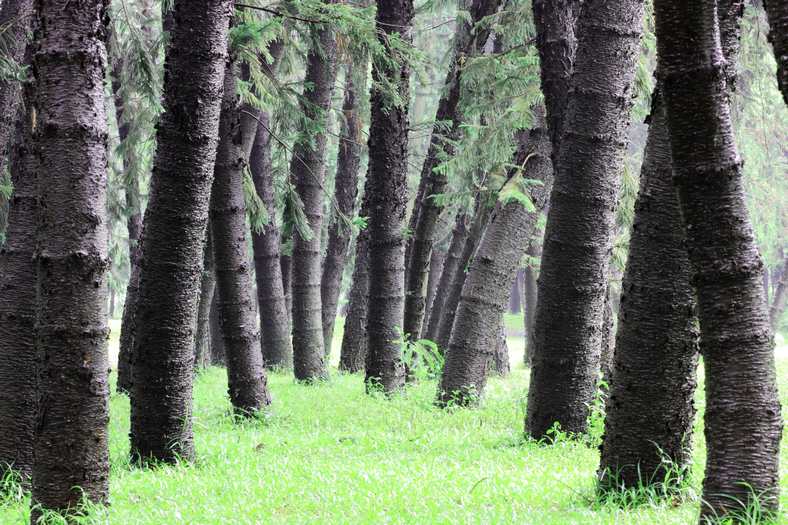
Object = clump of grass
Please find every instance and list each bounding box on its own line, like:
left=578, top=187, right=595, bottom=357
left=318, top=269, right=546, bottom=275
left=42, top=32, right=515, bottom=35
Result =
left=0, top=467, right=25, bottom=507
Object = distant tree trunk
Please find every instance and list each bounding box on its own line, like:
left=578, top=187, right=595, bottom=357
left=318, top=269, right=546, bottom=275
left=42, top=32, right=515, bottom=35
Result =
left=0, top=83, right=35, bottom=484
left=130, top=0, right=233, bottom=464
left=322, top=64, right=367, bottom=356
left=210, top=62, right=270, bottom=414
left=210, top=291, right=226, bottom=367
left=423, top=246, right=446, bottom=329
left=769, top=257, right=787, bottom=330
left=117, top=246, right=140, bottom=393
left=281, top=251, right=293, bottom=328
left=290, top=21, right=339, bottom=382
left=526, top=0, right=646, bottom=439
left=523, top=244, right=538, bottom=365
left=598, top=284, right=615, bottom=384
left=422, top=211, right=469, bottom=343
left=598, top=93, right=700, bottom=492
left=404, top=0, right=503, bottom=339
left=339, top=227, right=370, bottom=373
left=656, top=0, right=782, bottom=517
left=489, top=317, right=510, bottom=376
left=30, top=0, right=110, bottom=517
left=194, top=231, right=215, bottom=370
left=438, top=118, right=552, bottom=406
left=364, top=0, right=415, bottom=394
left=764, top=0, right=787, bottom=103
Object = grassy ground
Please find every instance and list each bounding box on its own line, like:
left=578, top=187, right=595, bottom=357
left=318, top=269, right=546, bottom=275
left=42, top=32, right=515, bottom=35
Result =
left=2, top=319, right=787, bottom=524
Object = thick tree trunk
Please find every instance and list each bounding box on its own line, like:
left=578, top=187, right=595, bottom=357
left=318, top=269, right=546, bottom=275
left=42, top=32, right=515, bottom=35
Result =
left=438, top=119, right=552, bottom=406
left=656, top=0, right=782, bottom=517
left=764, top=0, right=787, bottom=104
left=363, top=0, right=415, bottom=394
left=210, top=63, right=270, bottom=414
left=290, top=21, right=339, bottom=381
left=523, top=244, right=538, bottom=365
left=130, top=0, right=233, bottom=464
left=404, top=0, right=502, bottom=339
left=194, top=231, right=215, bottom=370
left=322, top=65, right=366, bottom=356
left=210, top=291, right=226, bottom=367
left=30, top=1, right=111, bottom=517
left=422, top=211, right=469, bottom=342
left=0, top=85, right=35, bottom=484
left=769, top=257, right=787, bottom=330
left=339, top=227, right=370, bottom=373
left=423, top=246, right=446, bottom=329
left=526, top=0, right=645, bottom=439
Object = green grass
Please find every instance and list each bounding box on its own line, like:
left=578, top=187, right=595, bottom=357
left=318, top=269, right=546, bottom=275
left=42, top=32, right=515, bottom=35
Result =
left=3, top=323, right=787, bottom=524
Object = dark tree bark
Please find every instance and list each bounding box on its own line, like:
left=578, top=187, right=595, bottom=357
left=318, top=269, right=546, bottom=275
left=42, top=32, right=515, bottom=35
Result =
left=363, top=0, right=415, bottom=394
left=489, top=317, right=510, bottom=376
left=130, top=0, right=233, bottom=464
left=210, top=291, right=226, bottom=367
left=404, top=0, right=502, bottom=339
left=655, top=0, right=782, bottom=518
left=0, top=84, right=35, bottom=483
left=194, top=231, right=215, bottom=370
left=281, top=251, right=293, bottom=329
left=523, top=243, right=538, bottom=365
left=526, top=0, right=646, bottom=439
left=290, top=21, right=339, bottom=382
left=422, top=211, right=470, bottom=343
left=769, top=257, right=787, bottom=330
left=423, top=245, right=446, bottom=329
left=30, top=0, right=111, bottom=517
left=339, top=229, right=370, bottom=373
left=764, top=0, right=788, bottom=104
left=210, top=63, right=270, bottom=414
left=438, top=119, right=552, bottom=406
left=116, top=245, right=139, bottom=393
left=0, top=0, right=33, bottom=176
left=322, top=64, right=366, bottom=356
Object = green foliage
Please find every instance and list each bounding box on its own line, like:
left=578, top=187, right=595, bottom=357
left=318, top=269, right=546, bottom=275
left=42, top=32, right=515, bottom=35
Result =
left=400, top=336, right=444, bottom=381
left=243, top=166, right=270, bottom=234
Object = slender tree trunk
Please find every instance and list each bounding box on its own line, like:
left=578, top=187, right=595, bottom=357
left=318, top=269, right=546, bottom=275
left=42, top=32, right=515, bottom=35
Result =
left=210, top=291, right=226, bottom=367
left=764, top=0, right=787, bottom=104
left=438, top=118, right=552, bottom=406
left=117, top=244, right=140, bottom=393
left=656, top=0, right=782, bottom=517
left=598, top=92, right=700, bottom=492
left=339, top=228, right=370, bottom=373
left=194, top=231, right=215, bottom=370
left=0, top=83, right=35, bottom=483
left=769, top=257, right=787, bottom=330
left=30, top=1, right=111, bottom=517
left=130, top=0, right=233, bottom=464
left=508, top=270, right=522, bottom=314
left=523, top=244, right=538, bottom=365
left=210, top=62, right=270, bottom=414
left=422, top=211, right=469, bottom=342
left=489, top=318, right=510, bottom=376
left=322, top=64, right=366, bottom=356
left=404, top=0, right=503, bottom=339
left=281, top=251, right=293, bottom=329
left=423, top=246, right=446, bottom=329
left=526, top=0, right=646, bottom=439
left=364, top=0, right=415, bottom=394
left=290, top=20, right=339, bottom=381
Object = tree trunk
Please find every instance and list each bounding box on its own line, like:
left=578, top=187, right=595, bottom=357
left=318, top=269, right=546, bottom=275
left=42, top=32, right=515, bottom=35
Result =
left=30, top=1, right=111, bottom=517
left=281, top=251, right=293, bottom=329
left=523, top=244, right=538, bottom=366
left=194, top=231, right=215, bottom=370
left=508, top=270, right=522, bottom=314
left=769, top=257, right=787, bottom=330
left=322, top=64, right=366, bottom=356
left=764, top=0, right=787, bottom=104
left=598, top=93, right=700, bottom=492
left=438, top=118, right=552, bottom=406
left=130, top=0, right=233, bottom=464
left=489, top=316, right=510, bottom=376
left=290, top=21, right=339, bottom=381
left=210, top=290, right=226, bottom=367
left=210, top=62, right=270, bottom=414
left=423, top=246, right=446, bottom=330
left=0, top=83, right=35, bottom=484
left=404, top=0, right=503, bottom=339
left=116, top=244, right=140, bottom=394
left=526, top=0, right=646, bottom=439
left=364, top=0, right=415, bottom=394
left=339, top=228, right=370, bottom=373
left=422, top=211, right=470, bottom=343
left=656, top=0, right=782, bottom=517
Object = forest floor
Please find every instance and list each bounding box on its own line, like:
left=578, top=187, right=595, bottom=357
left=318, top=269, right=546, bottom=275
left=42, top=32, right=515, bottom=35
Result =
left=1, top=317, right=787, bottom=524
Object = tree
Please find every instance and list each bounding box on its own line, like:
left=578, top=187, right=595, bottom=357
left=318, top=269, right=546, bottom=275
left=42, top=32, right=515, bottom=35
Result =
left=290, top=19, right=339, bottom=381
left=363, top=0, right=415, bottom=393
left=763, top=0, right=787, bottom=103
left=0, top=82, right=35, bottom=483
left=655, top=0, right=782, bottom=518
left=526, top=0, right=646, bottom=439
left=130, top=0, right=234, bottom=463
left=210, top=61, right=271, bottom=414
left=322, top=63, right=367, bottom=355
left=30, top=0, right=111, bottom=517
left=339, top=198, right=371, bottom=373
left=404, top=0, right=502, bottom=339
left=770, top=257, right=787, bottom=330
left=194, top=231, right=215, bottom=369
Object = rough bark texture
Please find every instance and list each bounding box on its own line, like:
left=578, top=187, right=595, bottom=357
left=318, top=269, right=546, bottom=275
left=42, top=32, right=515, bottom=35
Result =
left=523, top=244, right=538, bottom=365
left=210, top=63, right=270, bottom=414
left=116, top=245, right=139, bottom=393
left=764, top=0, right=788, bottom=104
left=489, top=317, right=510, bottom=376
left=526, top=0, right=645, bottom=439
left=281, top=251, right=293, bottom=329
left=30, top=0, right=111, bottom=516
left=422, top=211, right=469, bottom=342
left=655, top=0, right=782, bottom=518
left=321, top=65, right=366, bottom=356
left=404, top=0, right=502, bottom=339
left=438, top=120, right=552, bottom=406
left=363, top=0, right=414, bottom=394
left=210, top=291, right=226, bottom=367
left=598, top=95, right=699, bottom=491
left=130, top=0, right=233, bottom=464
left=0, top=85, right=35, bottom=483
left=194, top=231, right=215, bottom=370
left=423, top=246, right=446, bottom=330
left=339, top=211, right=370, bottom=373
left=290, top=21, right=339, bottom=381
left=769, top=257, right=787, bottom=330
left=0, top=0, right=33, bottom=175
